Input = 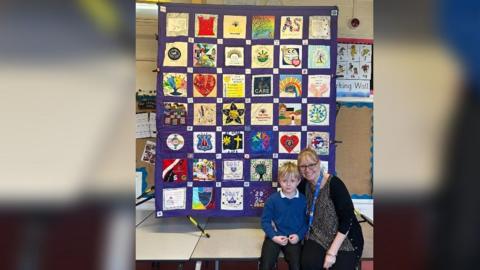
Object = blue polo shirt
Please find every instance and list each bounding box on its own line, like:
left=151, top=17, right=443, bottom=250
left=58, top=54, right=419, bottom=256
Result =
left=261, top=190, right=308, bottom=240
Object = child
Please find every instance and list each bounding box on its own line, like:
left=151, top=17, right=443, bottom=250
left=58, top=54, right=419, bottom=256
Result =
left=259, top=162, right=308, bottom=270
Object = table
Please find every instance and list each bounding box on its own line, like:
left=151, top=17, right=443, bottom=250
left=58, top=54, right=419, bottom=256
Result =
left=136, top=215, right=207, bottom=261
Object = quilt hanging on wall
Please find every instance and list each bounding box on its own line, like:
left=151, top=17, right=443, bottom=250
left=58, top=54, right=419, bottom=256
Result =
left=155, top=3, right=338, bottom=217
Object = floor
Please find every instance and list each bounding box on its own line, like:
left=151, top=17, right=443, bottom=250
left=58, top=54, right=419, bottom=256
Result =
left=136, top=259, right=374, bottom=270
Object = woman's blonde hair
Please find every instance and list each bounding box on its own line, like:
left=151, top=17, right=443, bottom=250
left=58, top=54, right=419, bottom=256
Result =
left=297, top=147, right=320, bottom=165
left=278, top=161, right=300, bottom=181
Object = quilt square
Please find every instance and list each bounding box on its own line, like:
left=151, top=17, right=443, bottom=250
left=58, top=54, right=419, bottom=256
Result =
left=193, top=73, right=217, bottom=97
left=249, top=131, right=275, bottom=154
left=223, top=159, right=244, bottom=180
left=163, top=73, right=187, bottom=97
left=163, top=102, right=188, bottom=126
left=166, top=13, right=189, bottom=37
left=223, top=15, right=247, bottom=39
left=222, top=131, right=244, bottom=153
left=309, top=16, right=330, bottom=39
left=221, top=187, right=244, bottom=210
left=195, top=14, right=218, bottom=37
left=225, top=47, right=245, bottom=66
left=279, top=75, right=302, bottom=97
left=251, top=45, right=274, bottom=68
left=248, top=186, right=275, bottom=208
left=193, top=103, right=217, bottom=125
left=192, top=187, right=215, bottom=210
left=308, top=45, right=330, bottom=69
left=162, top=159, right=188, bottom=182
left=251, top=103, right=274, bottom=125
left=193, top=159, right=216, bottom=181
left=223, top=74, right=245, bottom=97
left=307, top=104, right=329, bottom=125
left=193, top=43, right=217, bottom=67
left=163, top=188, right=187, bottom=211
left=164, top=42, right=188, bottom=67
left=278, top=103, right=302, bottom=125
left=222, top=102, right=245, bottom=125
left=279, top=45, right=302, bottom=68
left=307, top=132, right=330, bottom=155
left=250, top=159, right=273, bottom=181
left=280, top=16, right=303, bottom=39
left=308, top=75, right=330, bottom=97
left=252, top=16, right=275, bottom=39
left=278, top=132, right=301, bottom=154
left=193, top=131, right=216, bottom=153
left=252, top=75, right=273, bottom=97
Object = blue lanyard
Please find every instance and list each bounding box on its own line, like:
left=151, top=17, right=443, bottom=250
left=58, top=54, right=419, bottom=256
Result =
left=308, top=170, right=324, bottom=228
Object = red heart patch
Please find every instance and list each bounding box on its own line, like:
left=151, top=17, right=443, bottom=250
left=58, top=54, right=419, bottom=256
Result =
left=292, top=59, right=301, bottom=67
left=280, top=135, right=299, bottom=153
left=194, top=74, right=216, bottom=97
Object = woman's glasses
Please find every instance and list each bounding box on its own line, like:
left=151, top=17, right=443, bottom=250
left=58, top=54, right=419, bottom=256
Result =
left=298, top=161, right=319, bottom=171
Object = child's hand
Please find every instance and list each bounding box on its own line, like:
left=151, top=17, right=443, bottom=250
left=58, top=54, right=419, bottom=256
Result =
left=288, top=234, right=299, bottom=244
left=272, top=236, right=288, bottom=246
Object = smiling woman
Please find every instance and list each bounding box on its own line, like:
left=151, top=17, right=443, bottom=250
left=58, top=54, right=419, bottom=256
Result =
left=297, top=147, right=364, bottom=270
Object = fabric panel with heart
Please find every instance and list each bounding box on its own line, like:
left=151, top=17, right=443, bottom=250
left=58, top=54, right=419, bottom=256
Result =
left=193, top=73, right=217, bottom=97
left=278, top=132, right=301, bottom=154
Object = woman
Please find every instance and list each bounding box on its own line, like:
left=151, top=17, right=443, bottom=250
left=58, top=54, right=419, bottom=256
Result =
left=297, top=148, right=363, bottom=270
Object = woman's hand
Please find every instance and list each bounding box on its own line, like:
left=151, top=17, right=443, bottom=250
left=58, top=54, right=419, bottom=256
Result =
left=272, top=235, right=288, bottom=246
left=288, top=234, right=299, bottom=244
left=323, top=252, right=336, bottom=269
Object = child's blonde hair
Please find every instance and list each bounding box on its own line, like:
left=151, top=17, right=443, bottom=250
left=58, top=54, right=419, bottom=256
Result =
left=278, top=161, right=300, bottom=181
left=297, top=147, right=320, bottom=165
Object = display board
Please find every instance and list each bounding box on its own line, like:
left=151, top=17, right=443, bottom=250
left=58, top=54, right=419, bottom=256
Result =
left=155, top=3, right=338, bottom=217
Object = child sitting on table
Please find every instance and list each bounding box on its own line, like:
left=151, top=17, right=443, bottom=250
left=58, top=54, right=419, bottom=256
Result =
left=259, top=162, right=308, bottom=270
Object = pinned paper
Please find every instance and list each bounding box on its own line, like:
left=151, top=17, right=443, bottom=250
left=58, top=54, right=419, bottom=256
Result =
left=136, top=113, right=150, bottom=139
left=141, top=141, right=156, bottom=165
left=223, top=15, right=246, bottom=39
left=250, top=159, right=273, bottom=181
left=278, top=103, right=302, bottom=126
left=280, top=16, right=303, bottom=39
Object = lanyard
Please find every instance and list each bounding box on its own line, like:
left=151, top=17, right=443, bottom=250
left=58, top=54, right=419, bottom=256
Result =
left=308, top=170, right=324, bottom=228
